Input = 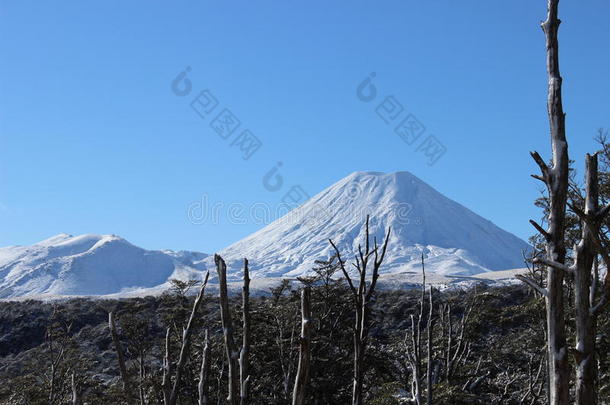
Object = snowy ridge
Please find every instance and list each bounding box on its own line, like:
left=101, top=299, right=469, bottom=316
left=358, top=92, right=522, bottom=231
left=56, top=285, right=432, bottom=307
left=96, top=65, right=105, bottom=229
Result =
left=0, top=234, right=208, bottom=298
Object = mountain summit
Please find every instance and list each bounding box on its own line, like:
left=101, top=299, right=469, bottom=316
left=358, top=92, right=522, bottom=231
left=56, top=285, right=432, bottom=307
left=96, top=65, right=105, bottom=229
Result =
left=213, top=171, right=529, bottom=280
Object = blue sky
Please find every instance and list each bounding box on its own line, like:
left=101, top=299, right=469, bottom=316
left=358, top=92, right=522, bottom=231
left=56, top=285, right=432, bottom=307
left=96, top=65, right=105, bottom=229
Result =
left=1, top=1, right=608, bottom=253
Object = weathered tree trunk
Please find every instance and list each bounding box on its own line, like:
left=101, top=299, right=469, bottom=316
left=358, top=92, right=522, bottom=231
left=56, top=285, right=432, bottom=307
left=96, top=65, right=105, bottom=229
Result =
left=523, top=1, right=570, bottom=403
left=71, top=371, right=82, bottom=405
left=139, top=353, right=145, bottom=405
left=49, top=359, right=57, bottom=405
left=353, top=306, right=366, bottom=405
left=161, top=328, right=172, bottom=405
left=199, top=329, right=212, bottom=405
left=572, top=154, right=599, bottom=405
left=541, top=1, right=570, bottom=402
left=109, top=312, right=134, bottom=405
left=292, top=287, right=312, bottom=405
left=442, top=304, right=452, bottom=382
left=215, top=254, right=239, bottom=405
left=216, top=357, right=226, bottom=405
left=408, top=314, right=423, bottom=405
left=406, top=257, right=427, bottom=405
left=330, top=215, right=391, bottom=405
left=168, top=272, right=210, bottom=405
left=240, top=259, right=251, bottom=405
left=46, top=325, right=65, bottom=405
left=426, top=286, right=434, bottom=405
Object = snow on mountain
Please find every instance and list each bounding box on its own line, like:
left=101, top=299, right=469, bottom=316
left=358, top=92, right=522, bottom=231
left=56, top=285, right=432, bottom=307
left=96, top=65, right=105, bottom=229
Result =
left=0, top=171, right=530, bottom=298
left=0, top=234, right=208, bottom=298
left=210, top=171, right=530, bottom=281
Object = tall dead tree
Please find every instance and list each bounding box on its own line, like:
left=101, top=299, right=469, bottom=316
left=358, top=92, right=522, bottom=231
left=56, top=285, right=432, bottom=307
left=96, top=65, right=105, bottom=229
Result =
left=138, top=352, right=145, bottom=405
left=571, top=153, right=599, bottom=404
left=405, top=256, right=427, bottom=405
left=162, top=328, right=172, bottom=405
left=215, top=255, right=251, bottom=405
left=108, top=312, right=134, bottom=405
left=71, top=371, right=82, bottom=405
left=517, top=1, right=570, bottom=403
left=240, top=259, right=251, bottom=405
left=198, top=329, right=212, bottom=405
left=271, top=290, right=298, bottom=400
left=426, top=285, right=434, bottom=405
left=292, top=287, right=312, bottom=405
left=45, top=313, right=73, bottom=405
left=166, top=271, right=210, bottom=405
left=330, top=215, right=391, bottom=405
left=562, top=152, right=610, bottom=405
left=405, top=255, right=434, bottom=405
left=406, top=313, right=423, bottom=404
left=215, top=254, right=239, bottom=405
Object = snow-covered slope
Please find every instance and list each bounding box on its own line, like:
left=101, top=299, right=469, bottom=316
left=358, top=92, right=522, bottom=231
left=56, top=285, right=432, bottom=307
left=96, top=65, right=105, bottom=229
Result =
left=0, top=234, right=208, bottom=298
left=210, top=171, right=530, bottom=280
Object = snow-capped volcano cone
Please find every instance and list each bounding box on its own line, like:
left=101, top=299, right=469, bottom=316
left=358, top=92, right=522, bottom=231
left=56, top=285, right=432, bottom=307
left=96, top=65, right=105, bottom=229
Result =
left=213, top=171, right=529, bottom=280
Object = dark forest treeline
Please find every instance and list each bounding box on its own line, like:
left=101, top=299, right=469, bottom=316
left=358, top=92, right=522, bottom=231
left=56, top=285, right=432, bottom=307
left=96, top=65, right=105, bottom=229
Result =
left=1, top=277, right=608, bottom=404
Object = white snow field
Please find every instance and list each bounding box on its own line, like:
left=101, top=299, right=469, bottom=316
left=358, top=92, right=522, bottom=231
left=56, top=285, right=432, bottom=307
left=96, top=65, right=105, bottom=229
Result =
left=0, top=171, right=530, bottom=298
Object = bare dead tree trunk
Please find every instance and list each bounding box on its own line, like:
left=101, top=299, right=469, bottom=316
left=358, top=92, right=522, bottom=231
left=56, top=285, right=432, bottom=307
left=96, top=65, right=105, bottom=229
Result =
left=240, top=259, right=251, bottom=405
left=405, top=255, right=426, bottom=405
left=277, top=310, right=298, bottom=400
left=518, top=1, right=570, bottom=403
left=71, top=371, right=82, bottom=405
left=216, top=357, right=225, bottom=405
left=215, top=254, right=239, bottom=405
left=109, top=312, right=134, bottom=405
left=569, top=153, right=599, bottom=405
left=49, top=357, right=58, bottom=405
left=442, top=304, right=452, bottom=382
left=292, top=287, right=312, bottom=405
left=199, top=329, right=212, bottom=405
left=139, top=353, right=145, bottom=405
left=540, top=3, right=570, bottom=401
left=406, top=313, right=423, bottom=405
left=569, top=152, right=610, bottom=404
left=168, top=272, right=210, bottom=405
left=426, top=286, right=434, bottom=405
left=161, top=328, right=172, bottom=405
left=46, top=322, right=67, bottom=405
left=352, top=308, right=366, bottom=405
left=330, top=215, right=391, bottom=405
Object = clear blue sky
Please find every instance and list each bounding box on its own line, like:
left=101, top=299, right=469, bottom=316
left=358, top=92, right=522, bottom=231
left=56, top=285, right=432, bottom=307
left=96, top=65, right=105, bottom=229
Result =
left=1, top=1, right=608, bottom=253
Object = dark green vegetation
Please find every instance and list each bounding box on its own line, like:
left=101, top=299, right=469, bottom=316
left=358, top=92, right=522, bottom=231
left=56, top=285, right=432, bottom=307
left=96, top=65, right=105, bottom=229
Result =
left=1, top=278, right=608, bottom=404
